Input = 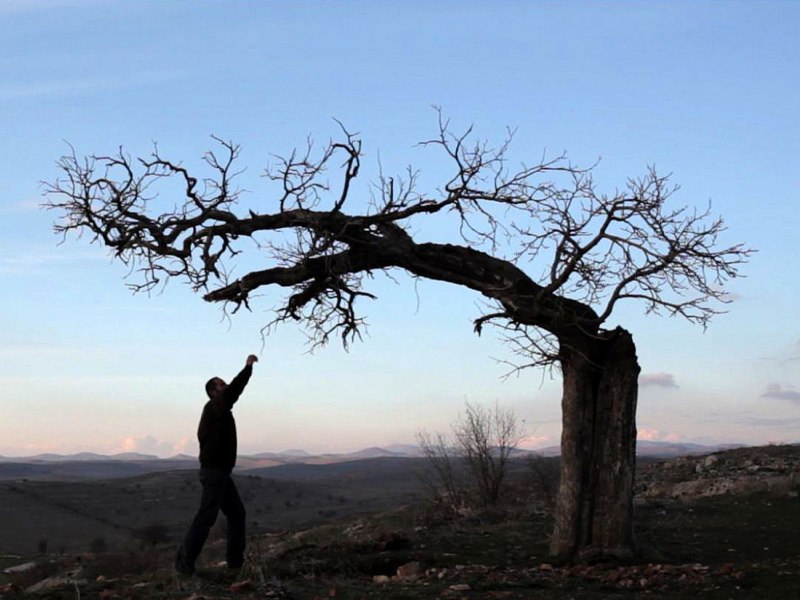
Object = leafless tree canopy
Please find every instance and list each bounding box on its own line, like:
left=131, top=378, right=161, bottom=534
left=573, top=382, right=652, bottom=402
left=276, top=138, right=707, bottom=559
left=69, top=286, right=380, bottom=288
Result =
left=417, top=401, right=524, bottom=509
left=454, top=401, right=524, bottom=506
left=45, top=113, right=751, bottom=362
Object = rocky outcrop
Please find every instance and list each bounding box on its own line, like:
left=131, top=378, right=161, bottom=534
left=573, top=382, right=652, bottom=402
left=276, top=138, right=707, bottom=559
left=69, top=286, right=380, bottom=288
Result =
left=637, top=444, right=800, bottom=500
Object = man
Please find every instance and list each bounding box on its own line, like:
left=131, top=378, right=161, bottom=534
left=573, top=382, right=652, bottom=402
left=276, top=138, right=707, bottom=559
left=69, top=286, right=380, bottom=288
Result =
left=175, top=353, right=258, bottom=575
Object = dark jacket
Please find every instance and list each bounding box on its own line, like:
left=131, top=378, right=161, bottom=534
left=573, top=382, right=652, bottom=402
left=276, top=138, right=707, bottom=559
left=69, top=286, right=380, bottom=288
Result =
left=197, top=365, right=252, bottom=471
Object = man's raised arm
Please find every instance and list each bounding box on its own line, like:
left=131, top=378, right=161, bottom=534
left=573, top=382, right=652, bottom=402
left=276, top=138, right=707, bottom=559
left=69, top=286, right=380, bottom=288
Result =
left=223, top=354, right=258, bottom=408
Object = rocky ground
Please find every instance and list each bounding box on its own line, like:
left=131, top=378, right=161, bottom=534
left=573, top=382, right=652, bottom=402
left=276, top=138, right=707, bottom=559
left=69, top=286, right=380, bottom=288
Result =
left=637, top=443, right=800, bottom=500
left=2, top=444, right=800, bottom=599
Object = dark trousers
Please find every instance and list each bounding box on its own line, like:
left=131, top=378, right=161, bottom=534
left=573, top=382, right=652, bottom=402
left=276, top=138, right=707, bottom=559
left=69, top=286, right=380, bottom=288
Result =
left=176, top=468, right=246, bottom=570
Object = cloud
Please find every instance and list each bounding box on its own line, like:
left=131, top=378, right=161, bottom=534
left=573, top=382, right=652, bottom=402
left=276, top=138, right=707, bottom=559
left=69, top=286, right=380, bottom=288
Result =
left=720, top=291, right=743, bottom=302
left=733, top=416, right=800, bottom=428
left=0, top=69, right=187, bottom=100
left=760, top=383, right=800, bottom=403
left=518, top=435, right=550, bottom=449
left=791, top=340, right=800, bottom=363
left=709, top=283, right=742, bottom=303
left=639, top=372, right=678, bottom=389
left=0, top=0, right=95, bottom=13
left=0, top=247, right=107, bottom=274
left=113, top=435, right=189, bottom=457
left=757, top=338, right=800, bottom=365
left=0, top=198, right=41, bottom=214
left=638, top=428, right=681, bottom=442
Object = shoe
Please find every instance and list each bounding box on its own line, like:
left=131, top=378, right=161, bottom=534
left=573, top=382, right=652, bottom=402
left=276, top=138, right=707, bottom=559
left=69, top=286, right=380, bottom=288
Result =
left=175, top=549, right=196, bottom=576
left=226, top=554, right=243, bottom=570
left=175, top=562, right=195, bottom=576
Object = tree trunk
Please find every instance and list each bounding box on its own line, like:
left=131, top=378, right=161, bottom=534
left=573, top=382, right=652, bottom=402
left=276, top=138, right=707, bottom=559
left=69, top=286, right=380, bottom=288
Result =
left=550, top=326, right=640, bottom=561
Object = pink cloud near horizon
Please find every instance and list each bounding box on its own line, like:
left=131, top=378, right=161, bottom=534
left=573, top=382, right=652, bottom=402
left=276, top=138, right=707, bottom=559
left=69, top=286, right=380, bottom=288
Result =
left=638, top=428, right=681, bottom=442
left=518, top=435, right=551, bottom=449
left=113, top=435, right=189, bottom=457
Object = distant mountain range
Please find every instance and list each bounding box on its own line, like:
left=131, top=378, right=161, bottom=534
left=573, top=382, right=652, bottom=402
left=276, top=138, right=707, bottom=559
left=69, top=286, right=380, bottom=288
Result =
left=0, top=440, right=751, bottom=482
left=0, top=452, right=165, bottom=463
left=0, top=440, right=743, bottom=466
left=532, top=440, right=745, bottom=459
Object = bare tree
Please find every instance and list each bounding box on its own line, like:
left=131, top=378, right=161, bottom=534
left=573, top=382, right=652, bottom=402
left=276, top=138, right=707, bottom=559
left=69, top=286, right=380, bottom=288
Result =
left=417, top=401, right=523, bottom=512
left=454, top=401, right=523, bottom=507
left=44, top=113, right=752, bottom=561
left=415, top=430, right=466, bottom=515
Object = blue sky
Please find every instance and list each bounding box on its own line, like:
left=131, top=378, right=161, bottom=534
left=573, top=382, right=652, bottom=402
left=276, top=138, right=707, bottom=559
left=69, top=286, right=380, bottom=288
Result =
left=1, top=1, right=798, bottom=457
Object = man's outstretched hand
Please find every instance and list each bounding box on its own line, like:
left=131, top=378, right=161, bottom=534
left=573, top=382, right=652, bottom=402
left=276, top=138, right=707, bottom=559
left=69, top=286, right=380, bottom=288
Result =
left=246, top=354, right=259, bottom=367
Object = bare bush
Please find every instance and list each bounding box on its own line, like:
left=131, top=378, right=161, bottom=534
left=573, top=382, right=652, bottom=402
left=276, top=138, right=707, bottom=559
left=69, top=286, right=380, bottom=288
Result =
left=418, top=401, right=524, bottom=512
left=89, top=536, right=108, bottom=554
left=526, top=455, right=560, bottom=511
left=133, top=522, right=170, bottom=547
left=457, top=402, right=524, bottom=506
left=416, top=430, right=466, bottom=515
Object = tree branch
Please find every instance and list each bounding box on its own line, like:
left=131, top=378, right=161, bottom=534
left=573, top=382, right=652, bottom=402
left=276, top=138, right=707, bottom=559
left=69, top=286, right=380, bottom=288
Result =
left=45, top=115, right=753, bottom=356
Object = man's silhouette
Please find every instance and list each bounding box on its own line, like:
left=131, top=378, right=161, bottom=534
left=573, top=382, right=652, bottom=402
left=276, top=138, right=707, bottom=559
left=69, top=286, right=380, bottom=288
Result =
left=175, top=354, right=258, bottom=574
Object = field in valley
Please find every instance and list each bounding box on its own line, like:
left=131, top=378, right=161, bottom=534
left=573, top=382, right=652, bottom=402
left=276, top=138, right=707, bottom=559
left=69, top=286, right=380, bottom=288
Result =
left=0, top=456, right=434, bottom=557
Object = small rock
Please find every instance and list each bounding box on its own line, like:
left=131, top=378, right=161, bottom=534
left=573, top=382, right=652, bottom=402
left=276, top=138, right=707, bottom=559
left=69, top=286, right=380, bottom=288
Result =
left=539, top=563, right=554, bottom=571
left=373, top=575, right=391, bottom=584
left=449, top=583, right=471, bottom=591
left=396, top=561, right=421, bottom=580
left=3, top=561, right=38, bottom=574
left=230, top=579, right=253, bottom=593
left=26, top=576, right=86, bottom=594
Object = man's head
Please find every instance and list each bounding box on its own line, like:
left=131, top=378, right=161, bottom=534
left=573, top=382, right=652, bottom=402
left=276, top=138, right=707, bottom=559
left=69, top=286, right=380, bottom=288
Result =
left=205, top=377, right=227, bottom=399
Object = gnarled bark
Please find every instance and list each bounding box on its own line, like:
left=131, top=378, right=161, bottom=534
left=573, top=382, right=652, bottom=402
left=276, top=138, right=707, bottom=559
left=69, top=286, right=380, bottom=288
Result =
left=551, top=327, right=639, bottom=560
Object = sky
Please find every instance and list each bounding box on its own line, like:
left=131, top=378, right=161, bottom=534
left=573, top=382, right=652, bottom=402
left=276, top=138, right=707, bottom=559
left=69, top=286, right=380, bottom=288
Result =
left=1, top=1, right=798, bottom=458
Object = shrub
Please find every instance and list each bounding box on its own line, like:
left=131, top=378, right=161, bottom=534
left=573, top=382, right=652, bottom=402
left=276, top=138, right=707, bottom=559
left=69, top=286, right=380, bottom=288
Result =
left=133, top=522, right=170, bottom=547
left=417, top=401, right=524, bottom=513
